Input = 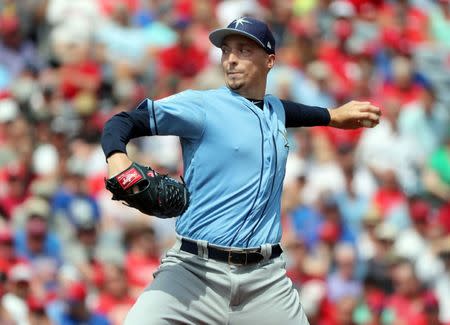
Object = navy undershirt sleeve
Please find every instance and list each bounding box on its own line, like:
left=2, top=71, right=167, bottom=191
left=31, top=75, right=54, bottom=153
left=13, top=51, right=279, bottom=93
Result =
left=101, top=102, right=151, bottom=158
left=281, top=99, right=330, bottom=128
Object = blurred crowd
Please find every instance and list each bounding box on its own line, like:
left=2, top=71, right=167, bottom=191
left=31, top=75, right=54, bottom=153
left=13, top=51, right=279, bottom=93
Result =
left=0, top=0, right=449, bottom=324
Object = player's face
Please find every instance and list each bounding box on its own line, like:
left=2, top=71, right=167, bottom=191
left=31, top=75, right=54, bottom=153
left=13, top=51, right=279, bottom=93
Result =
left=221, top=35, right=274, bottom=98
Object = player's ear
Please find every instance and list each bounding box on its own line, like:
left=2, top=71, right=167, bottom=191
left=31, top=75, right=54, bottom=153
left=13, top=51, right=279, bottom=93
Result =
left=267, top=54, right=275, bottom=70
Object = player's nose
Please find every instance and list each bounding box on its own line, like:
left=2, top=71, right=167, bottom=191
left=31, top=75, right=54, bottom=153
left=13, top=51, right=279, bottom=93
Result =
left=227, top=50, right=239, bottom=64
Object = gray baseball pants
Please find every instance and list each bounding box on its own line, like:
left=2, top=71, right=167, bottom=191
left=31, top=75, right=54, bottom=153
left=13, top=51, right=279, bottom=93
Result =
left=123, top=236, right=310, bottom=325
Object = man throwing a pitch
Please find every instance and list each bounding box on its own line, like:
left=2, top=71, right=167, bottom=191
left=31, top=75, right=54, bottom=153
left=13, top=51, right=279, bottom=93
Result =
left=101, top=17, right=380, bottom=325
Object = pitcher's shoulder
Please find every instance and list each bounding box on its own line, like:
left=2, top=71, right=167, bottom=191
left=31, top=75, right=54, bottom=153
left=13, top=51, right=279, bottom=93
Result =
left=201, top=87, right=230, bottom=96
left=173, top=88, right=227, bottom=101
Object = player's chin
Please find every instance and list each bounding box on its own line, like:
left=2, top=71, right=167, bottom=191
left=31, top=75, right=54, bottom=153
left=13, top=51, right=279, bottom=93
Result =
left=226, top=80, right=243, bottom=90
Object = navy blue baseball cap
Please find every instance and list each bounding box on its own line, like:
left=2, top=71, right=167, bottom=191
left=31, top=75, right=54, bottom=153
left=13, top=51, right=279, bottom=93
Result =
left=209, top=17, right=276, bottom=54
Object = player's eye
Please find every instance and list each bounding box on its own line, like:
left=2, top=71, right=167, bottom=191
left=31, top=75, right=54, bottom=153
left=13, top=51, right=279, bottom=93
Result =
left=240, top=47, right=252, bottom=56
left=221, top=47, right=230, bottom=54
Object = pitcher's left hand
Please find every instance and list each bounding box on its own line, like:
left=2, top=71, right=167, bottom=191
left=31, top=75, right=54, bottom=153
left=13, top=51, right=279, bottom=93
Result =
left=328, top=101, right=381, bottom=129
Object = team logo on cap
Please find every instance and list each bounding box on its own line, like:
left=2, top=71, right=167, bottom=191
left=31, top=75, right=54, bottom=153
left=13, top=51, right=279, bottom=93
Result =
left=232, top=17, right=251, bottom=28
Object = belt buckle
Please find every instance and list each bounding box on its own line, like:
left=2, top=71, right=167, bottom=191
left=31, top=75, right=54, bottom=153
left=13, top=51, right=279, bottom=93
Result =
left=227, top=249, right=264, bottom=265
left=228, top=249, right=247, bottom=266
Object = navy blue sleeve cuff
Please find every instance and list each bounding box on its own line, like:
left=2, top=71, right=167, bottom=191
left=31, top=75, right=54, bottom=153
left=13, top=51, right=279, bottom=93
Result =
left=281, top=99, right=330, bottom=128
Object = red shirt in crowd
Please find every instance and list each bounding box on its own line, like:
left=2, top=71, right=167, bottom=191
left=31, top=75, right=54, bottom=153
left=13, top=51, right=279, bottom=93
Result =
left=437, top=202, right=450, bottom=235
left=317, top=297, right=346, bottom=325
left=378, top=83, right=424, bottom=108
left=125, top=252, right=160, bottom=289
left=318, top=42, right=359, bottom=100
left=158, top=44, right=208, bottom=79
left=97, top=0, right=140, bottom=16
left=372, top=188, right=406, bottom=218
left=0, top=166, right=31, bottom=219
left=59, top=61, right=101, bottom=100
left=379, top=3, right=429, bottom=46
left=385, top=293, right=429, bottom=325
left=95, top=293, right=135, bottom=316
left=311, top=126, right=364, bottom=148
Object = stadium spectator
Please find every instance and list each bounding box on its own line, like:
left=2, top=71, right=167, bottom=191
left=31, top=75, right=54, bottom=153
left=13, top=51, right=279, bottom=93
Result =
left=327, top=243, right=362, bottom=302
left=364, top=222, right=398, bottom=294
left=393, top=198, right=431, bottom=262
left=123, top=223, right=160, bottom=297
left=356, top=96, right=420, bottom=195
left=0, top=226, right=25, bottom=290
left=433, top=236, right=450, bottom=324
left=14, top=197, right=62, bottom=266
left=356, top=204, right=382, bottom=262
left=57, top=281, right=110, bottom=325
left=94, top=263, right=135, bottom=324
left=334, top=143, right=373, bottom=237
left=429, top=0, right=450, bottom=48
left=28, top=294, right=52, bottom=325
left=398, top=84, right=450, bottom=160
left=283, top=230, right=309, bottom=289
left=423, top=129, right=450, bottom=203
left=157, top=17, right=208, bottom=94
left=0, top=14, right=42, bottom=81
left=382, top=258, right=432, bottom=325
left=1, top=263, right=32, bottom=325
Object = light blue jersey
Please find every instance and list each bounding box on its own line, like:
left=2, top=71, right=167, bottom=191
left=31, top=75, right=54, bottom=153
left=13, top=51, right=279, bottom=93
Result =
left=143, top=86, right=289, bottom=248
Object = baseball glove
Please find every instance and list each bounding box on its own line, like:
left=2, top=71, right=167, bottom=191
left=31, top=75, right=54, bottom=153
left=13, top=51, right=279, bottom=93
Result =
left=105, top=162, right=189, bottom=218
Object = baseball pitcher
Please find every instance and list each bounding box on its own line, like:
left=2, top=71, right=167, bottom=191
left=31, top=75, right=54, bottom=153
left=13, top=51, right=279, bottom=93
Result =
left=101, top=17, right=380, bottom=325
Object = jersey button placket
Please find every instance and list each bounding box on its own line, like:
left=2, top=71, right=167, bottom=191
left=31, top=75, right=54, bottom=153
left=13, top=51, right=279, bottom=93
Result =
left=261, top=110, right=272, bottom=165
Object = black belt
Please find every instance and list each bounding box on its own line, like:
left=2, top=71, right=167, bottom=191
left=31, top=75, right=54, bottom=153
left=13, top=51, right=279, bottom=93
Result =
left=180, top=238, right=283, bottom=266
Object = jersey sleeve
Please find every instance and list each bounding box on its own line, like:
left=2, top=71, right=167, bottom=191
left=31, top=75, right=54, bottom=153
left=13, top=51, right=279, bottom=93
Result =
left=281, top=99, right=330, bottom=128
left=149, top=90, right=206, bottom=139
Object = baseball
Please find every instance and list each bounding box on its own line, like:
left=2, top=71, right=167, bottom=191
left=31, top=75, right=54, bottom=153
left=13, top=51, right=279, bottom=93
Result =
left=362, top=120, right=372, bottom=127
